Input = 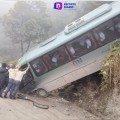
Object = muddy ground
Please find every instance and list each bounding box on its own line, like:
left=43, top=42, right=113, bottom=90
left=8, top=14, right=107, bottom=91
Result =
left=0, top=94, right=101, bottom=120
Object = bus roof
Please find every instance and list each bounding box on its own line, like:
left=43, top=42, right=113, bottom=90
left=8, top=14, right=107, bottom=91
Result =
left=18, top=1, right=120, bottom=65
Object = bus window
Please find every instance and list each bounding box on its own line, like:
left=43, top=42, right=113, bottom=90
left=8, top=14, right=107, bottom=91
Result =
left=113, top=15, right=120, bottom=39
left=66, top=33, right=95, bottom=58
left=93, top=20, right=116, bottom=46
left=30, top=58, right=48, bottom=76
left=43, top=46, right=70, bottom=70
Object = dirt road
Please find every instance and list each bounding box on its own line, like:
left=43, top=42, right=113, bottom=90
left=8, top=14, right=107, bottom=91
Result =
left=0, top=95, right=101, bottom=120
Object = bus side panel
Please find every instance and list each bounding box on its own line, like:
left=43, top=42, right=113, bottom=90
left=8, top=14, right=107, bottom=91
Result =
left=63, top=68, right=86, bottom=84
left=84, top=43, right=112, bottom=75
left=84, top=61, right=101, bottom=76
left=42, top=77, right=66, bottom=91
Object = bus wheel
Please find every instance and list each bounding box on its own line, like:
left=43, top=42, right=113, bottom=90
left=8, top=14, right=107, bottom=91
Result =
left=37, top=89, right=48, bottom=97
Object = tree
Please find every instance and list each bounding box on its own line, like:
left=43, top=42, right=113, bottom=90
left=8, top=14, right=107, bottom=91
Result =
left=2, top=1, right=51, bottom=56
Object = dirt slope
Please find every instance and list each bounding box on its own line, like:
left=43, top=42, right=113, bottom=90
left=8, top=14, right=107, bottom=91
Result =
left=0, top=95, right=101, bottom=120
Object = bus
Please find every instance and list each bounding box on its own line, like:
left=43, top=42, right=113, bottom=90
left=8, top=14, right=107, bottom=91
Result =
left=18, top=1, right=120, bottom=97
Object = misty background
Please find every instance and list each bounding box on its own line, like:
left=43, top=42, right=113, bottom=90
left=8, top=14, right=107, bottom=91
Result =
left=0, top=1, right=110, bottom=63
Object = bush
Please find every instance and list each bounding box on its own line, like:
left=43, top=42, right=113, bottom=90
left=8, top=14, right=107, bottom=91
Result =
left=101, top=40, right=120, bottom=92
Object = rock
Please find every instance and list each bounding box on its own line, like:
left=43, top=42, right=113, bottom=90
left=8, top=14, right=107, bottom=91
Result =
left=9, top=109, right=12, bottom=111
left=51, top=105, right=56, bottom=107
left=65, top=108, right=69, bottom=111
left=64, top=110, right=70, bottom=116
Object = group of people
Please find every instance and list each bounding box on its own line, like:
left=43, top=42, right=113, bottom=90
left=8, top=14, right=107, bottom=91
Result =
left=0, top=63, right=30, bottom=99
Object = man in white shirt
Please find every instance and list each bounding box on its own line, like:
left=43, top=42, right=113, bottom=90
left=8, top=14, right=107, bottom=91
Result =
left=4, top=63, right=16, bottom=98
left=69, top=46, right=75, bottom=55
left=85, top=39, right=92, bottom=49
left=11, top=64, right=30, bottom=99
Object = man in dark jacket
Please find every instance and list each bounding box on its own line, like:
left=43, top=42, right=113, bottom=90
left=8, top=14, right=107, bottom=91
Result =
left=0, top=63, right=9, bottom=97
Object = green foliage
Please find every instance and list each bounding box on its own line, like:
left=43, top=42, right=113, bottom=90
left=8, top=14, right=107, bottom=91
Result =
left=2, top=1, right=51, bottom=55
left=101, top=40, right=120, bottom=92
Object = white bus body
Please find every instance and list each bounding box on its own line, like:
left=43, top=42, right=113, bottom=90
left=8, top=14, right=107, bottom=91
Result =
left=19, top=2, right=120, bottom=97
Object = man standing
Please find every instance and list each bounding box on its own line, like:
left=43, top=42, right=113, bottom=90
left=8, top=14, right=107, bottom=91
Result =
left=0, top=63, right=9, bottom=97
left=11, top=64, right=30, bottom=99
left=4, top=63, right=16, bottom=98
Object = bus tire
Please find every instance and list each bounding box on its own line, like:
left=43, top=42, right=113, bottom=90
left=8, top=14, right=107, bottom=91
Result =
left=37, top=89, right=48, bottom=97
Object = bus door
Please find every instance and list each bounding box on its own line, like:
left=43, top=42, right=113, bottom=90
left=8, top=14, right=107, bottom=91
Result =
left=19, top=66, right=35, bottom=92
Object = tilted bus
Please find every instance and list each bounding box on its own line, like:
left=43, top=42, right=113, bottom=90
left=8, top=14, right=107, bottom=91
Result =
left=18, top=2, right=120, bottom=97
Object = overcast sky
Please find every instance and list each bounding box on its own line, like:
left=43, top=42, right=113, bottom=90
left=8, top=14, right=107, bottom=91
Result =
left=0, top=0, right=113, bottom=16
left=0, top=1, right=16, bottom=16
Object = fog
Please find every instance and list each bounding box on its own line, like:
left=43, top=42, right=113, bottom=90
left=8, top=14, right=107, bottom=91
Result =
left=0, top=1, right=109, bottom=63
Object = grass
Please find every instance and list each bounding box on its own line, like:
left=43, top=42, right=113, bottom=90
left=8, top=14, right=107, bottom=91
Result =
left=101, top=39, right=120, bottom=93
